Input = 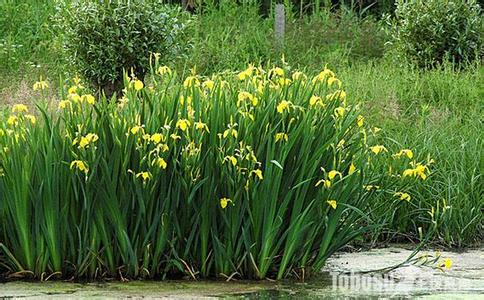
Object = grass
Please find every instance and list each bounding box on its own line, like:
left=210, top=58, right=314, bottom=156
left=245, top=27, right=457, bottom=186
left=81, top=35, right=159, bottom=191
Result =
left=340, top=60, right=482, bottom=246
left=0, top=1, right=481, bottom=281
left=0, top=0, right=62, bottom=72
left=177, top=3, right=387, bottom=76
left=0, top=0, right=62, bottom=108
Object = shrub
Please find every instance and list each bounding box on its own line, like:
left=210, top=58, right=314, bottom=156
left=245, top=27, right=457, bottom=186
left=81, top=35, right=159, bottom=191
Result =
left=392, top=0, right=483, bottom=67
left=57, top=0, right=188, bottom=95
left=0, top=64, right=432, bottom=280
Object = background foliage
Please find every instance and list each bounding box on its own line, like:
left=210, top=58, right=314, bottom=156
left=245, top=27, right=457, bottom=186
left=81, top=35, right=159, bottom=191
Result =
left=56, top=0, right=189, bottom=94
left=0, top=0, right=59, bottom=72
left=391, top=0, right=483, bottom=67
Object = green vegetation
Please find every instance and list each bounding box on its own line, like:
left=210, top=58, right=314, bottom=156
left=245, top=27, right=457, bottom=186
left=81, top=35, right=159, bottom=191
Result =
left=392, top=0, right=483, bottom=67
left=0, top=62, right=432, bottom=279
left=0, top=0, right=482, bottom=280
left=57, top=0, right=189, bottom=95
left=0, top=0, right=59, bottom=72
left=339, top=61, right=482, bottom=247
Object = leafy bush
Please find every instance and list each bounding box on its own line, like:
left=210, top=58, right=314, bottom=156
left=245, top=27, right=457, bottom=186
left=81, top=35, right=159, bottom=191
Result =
left=392, top=0, right=483, bottom=67
left=0, top=63, right=432, bottom=280
left=57, top=0, right=188, bottom=95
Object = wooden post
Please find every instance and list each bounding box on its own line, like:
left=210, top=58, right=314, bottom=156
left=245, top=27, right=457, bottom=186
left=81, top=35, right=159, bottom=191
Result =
left=260, top=0, right=271, bottom=17
left=274, top=4, right=285, bottom=51
left=181, top=0, right=194, bottom=11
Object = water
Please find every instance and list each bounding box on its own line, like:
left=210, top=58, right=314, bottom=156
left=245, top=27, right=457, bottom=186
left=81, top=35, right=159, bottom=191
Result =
left=1, top=247, right=482, bottom=299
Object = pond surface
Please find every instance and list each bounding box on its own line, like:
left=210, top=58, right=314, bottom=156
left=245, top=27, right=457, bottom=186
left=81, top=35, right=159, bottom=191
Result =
left=1, top=247, right=482, bottom=299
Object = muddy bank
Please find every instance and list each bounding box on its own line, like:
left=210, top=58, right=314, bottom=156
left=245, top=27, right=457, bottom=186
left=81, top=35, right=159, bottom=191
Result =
left=1, top=247, right=482, bottom=299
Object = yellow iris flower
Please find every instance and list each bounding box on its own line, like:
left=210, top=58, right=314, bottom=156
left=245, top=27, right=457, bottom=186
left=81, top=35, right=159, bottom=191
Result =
left=195, top=121, right=209, bottom=132
left=25, top=115, right=36, bottom=125
left=327, top=200, right=337, bottom=209
left=237, top=65, right=254, bottom=80
left=170, top=133, right=181, bottom=141
left=157, top=66, right=172, bottom=76
left=81, top=94, right=96, bottom=105
left=223, top=128, right=238, bottom=139
left=275, top=132, right=288, bottom=143
left=136, top=171, right=151, bottom=181
left=237, top=91, right=258, bottom=107
left=277, top=100, right=291, bottom=113
left=7, top=115, right=18, bottom=126
left=394, top=149, right=414, bottom=159
left=270, top=67, right=284, bottom=77
left=130, top=125, right=144, bottom=135
left=349, top=163, right=357, bottom=175
left=224, top=156, right=237, bottom=167
left=133, top=80, right=144, bottom=91
left=70, top=160, right=88, bottom=173
left=12, top=104, right=28, bottom=113
left=315, top=179, right=331, bottom=189
left=150, top=133, right=163, bottom=144
left=74, top=133, right=99, bottom=149
left=202, top=80, right=215, bottom=90
left=220, top=197, right=232, bottom=209
left=292, top=71, right=306, bottom=81
left=369, top=145, right=388, bottom=155
left=176, top=119, right=191, bottom=131
left=394, top=192, right=411, bottom=202
left=33, top=77, right=49, bottom=90
left=183, top=76, right=200, bottom=88
left=328, top=170, right=342, bottom=180
left=364, top=185, right=380, bottom=191
left=357, top=115, right=364, bottom=127
left=251, top=169, right=263, bottom=180
left=334, top=107, right=345, bottom=118
left=155, top=157, right=167, bottom=169
left=403, top=162, right=429, bottom=180
left=58, top=100, right=72, bottom=110
left=312, top=68, right=335, bottom=84
left=309, top=95, right=324, bottom=107
left=327, top=77, right=342, bottom=88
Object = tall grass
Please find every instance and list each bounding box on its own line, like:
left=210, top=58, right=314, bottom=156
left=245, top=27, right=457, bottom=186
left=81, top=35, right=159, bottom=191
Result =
left=180, top=3, right=386, bottom=76
left=165, top=0, right=396, bottom=16
left=0, top=0, right=63, bottom=103
left=0, top=0, right=59, bottom=72
left=0, top=63, right=429, bottom=279
left=339, top=60, right=483, bottom=246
